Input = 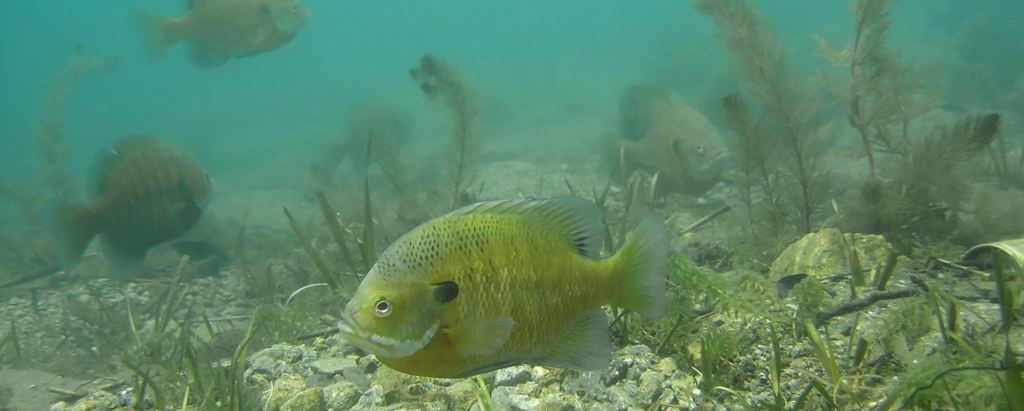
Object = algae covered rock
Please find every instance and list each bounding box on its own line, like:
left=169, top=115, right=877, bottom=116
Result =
left=769, top=227, right=895, bottom=281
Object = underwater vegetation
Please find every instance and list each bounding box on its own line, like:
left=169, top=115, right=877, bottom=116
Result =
left=700, top=0, right=1019, bottom=261
left=4, top=2, right=1024, bottom=411
left=411, top=54, right=481, bottom=209
left=0, top=45, right=116, bottom=281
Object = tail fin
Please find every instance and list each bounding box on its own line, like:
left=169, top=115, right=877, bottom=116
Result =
left=41, top=201, right=102, bottom=271
left=612, top=215, right=669, bottom=318
left=136, top=10, right=175, bottom=59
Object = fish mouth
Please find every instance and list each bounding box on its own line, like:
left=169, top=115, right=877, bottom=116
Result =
left=336, top=313, right=364, bottom=338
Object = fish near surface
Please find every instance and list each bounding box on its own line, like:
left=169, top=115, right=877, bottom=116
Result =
left=336, top=197, right=669, bottom=378
left=43, top=135, right=213, bottom=278
left=615, top=85, right=733, bottom=196
left=137, top=0, right=309, bottom=67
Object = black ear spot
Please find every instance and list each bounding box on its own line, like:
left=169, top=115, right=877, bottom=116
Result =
left=261, top=4, right=272, bottom=15
left=432, top=281, right=459, bottom=303
left=178, top=179, right=189, bottom=192
left=672, top=140, right=684, bottom=157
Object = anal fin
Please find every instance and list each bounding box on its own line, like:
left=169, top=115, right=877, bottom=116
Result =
left=101, top=235, right=149, bottom=278
left=531, top=308, right=611, bottom=370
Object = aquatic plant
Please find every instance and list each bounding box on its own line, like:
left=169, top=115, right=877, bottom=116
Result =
left=33, top=44, right=117, bottom=202
left=410, top=54, right=480, bottom=208
left=695, top=0, right=832, bottom=237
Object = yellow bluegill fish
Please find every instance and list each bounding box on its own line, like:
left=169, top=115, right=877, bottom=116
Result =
left=336, top=197, right=668, bottom=378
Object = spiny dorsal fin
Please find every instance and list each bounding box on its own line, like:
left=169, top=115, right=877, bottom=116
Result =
left=89, top=135, right=161, bottom=199
left=447, top=197, right=605, bottom=259
left=112, top=135, right=161, bottom=158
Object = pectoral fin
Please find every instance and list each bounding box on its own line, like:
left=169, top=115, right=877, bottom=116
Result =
left=445, top=316, right=514, bottom=357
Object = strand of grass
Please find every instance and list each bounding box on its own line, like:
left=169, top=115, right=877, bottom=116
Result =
left=616, top=179, right=638, bottom=249
left=157, top=255, right=190, bottom=334
left=200, top=311, right=216, bottom=337
left=126, top=298, right=141, bottom=347
left=940, top=376, right=963, bottom=411
left=563, top=176, right=577, bottom=197
left=768, top=322, right=785, bottom=409
left=9, top=319, right=22, bottom=363
left=359, top=174, right=376, bottom=273
left=474, top=375, right=496, bottom=411
left=655, top=312, right=686, bottom=356
left=297, top=327, right=339, bottom=341
left=644, top=403, right=685, bottom=411
left=1002, top=341, right=1024, bottom=411
left=710, top=386, right=756, bottom=411
left=804, top=321, right=841, bottom=387
left=993, top=252, right=1015, bottom=332
left=789, top=382, right=814, bottom=411
left=813, top=286, right=920, bottom=327
left=285, top=283, right=329, bottom=306
left=608, top=308, right=630, bottom=329
left=137, top=370, right=152, bottom=411
left=648, top=170, right=660, bottom=204
left=0, top=264, right=61, bottom=289
left=317, top=191, right=360, bottom=278
left=680, top=204, right=732, bottom=235
left=283, top=206, right=338, bottom=291
left=875, top=248, right=899, bottom=290
left=845, top=313, right=861, bottom=365
left=227, top=315, right=259, bottom=411
left=124, top=361, right=167, bottom=409
left=807, top=380, right=840, bottom=409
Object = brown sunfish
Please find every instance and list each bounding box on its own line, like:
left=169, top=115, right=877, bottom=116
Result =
left=614, top=85, right=733, bottom=196
left=137, top=0, right=310, bottom=67
left=336, top=197, right=668, bottom=378
left=43, top=136, right=213, bottom=277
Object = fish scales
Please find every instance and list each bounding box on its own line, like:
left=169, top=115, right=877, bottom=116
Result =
left=392, top=214, right=614, bottom=377
left=337, top=197, right=668, bottom=378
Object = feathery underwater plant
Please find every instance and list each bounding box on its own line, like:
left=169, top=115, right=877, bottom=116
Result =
left=34, top=44, right=117, bottom=202
left=695, top=0, right=832, bottom=237
left=410, top=54, right=480, bottom=209
left=816, top=0, right=1001, bottom=249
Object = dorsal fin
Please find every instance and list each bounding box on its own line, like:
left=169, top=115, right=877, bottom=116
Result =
left=89, top=135, right=161, bottom=199
left=112, top=135, right=161, bottom=157
left=448, top=197, right=605, bottom=260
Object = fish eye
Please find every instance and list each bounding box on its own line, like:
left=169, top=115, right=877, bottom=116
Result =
left=696, top=144, right=704, bottom=154
left=373, top=297, right=392, bottom=317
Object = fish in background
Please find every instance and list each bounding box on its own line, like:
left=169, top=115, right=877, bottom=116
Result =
left=336, top=197, right=668, bottom=378
left=43, top=136, right=213, bottom=278
left=614, top=85, right=734, bottom=197
left=137, top=0, right=310, bottom=67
